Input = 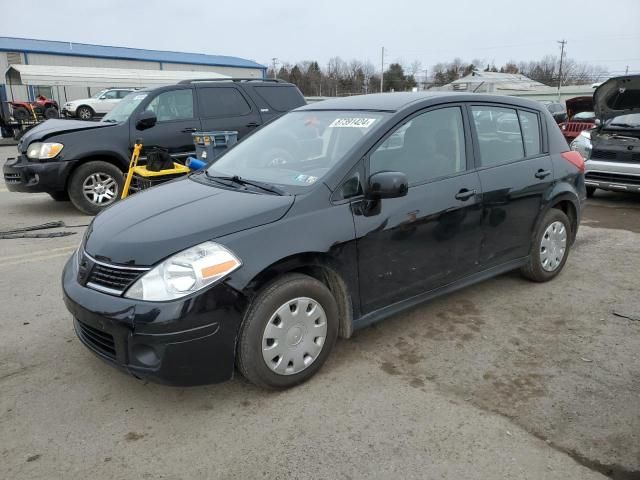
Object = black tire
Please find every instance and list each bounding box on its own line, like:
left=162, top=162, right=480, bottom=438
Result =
left=44, top=107, right=59, bottom=119
left=49, top=191, right=70, bottom=201
left=13, top=107, right=30, bottom=122
left=76, top=106, right=94, bottom=121
left=520, top=209, right=572, bottom=283
left=237, top=273, right=339, bottom=389
left=68, top=161, right=123, bottom=215
left=586, top=186, right=596, bottom=198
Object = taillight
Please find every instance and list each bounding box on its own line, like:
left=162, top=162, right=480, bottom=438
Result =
left=561, top=151, right=585, bottom=173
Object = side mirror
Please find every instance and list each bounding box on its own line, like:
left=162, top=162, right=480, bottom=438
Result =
left=594, top=119, right=601, bottom=126
left=136, top=111, right=157, bottom=130
left=99, top=95, right=107, bottom=100
left=366, top=171, right=408, bottom=200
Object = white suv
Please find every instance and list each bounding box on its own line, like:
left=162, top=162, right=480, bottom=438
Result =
left=62, top=89, right=135, bottom=120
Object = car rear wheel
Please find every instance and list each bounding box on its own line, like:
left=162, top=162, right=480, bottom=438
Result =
left=520, top=209, right=572, bottom=282
left=76, top=106, right=94, bottom=121
left=68, top=161, right=123, bottom=215
left=237, top=273, right=339, bottom=389
left=586, top=186, right=596, bottom=198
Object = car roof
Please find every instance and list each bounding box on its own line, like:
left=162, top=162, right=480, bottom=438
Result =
left=297, top=91, right=545, bottom=113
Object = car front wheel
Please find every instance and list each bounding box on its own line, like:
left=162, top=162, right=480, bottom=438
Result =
left=237, top=273, right=339, bottom=389
left=76, top=106, right=94, bottom=120
left=68, top=161, right=123, bottom=215
left=520, top=208, right=572, bottom=282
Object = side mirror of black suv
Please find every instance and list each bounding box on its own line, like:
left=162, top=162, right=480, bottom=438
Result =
left=136, top=111, right=157, bottom=130
left=366, top=171, right=408, bottom=200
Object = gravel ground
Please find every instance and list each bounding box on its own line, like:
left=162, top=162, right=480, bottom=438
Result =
left=0, top=145, right=638, bottom=479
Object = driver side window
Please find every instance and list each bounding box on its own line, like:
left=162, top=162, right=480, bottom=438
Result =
left=146, top=89, right=194, bottom=122
left=370, top=107, right=466, bottom=185
left=102, top=90, right=119, bottom=100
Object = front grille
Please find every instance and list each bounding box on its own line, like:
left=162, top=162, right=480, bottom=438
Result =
left=4, top=173, right=21, bottom=184
left=76, top=320, right=116, bottom=359
left=585, top=171, right=640, bottom=185
left=564, top=122, right=594, bottom=133
left=82, top=253, right=149, bottom=296
left=591, top=149, right=640, bottom=163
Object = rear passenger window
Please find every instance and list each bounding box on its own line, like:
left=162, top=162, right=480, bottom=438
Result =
left=198, top=87, right=251, bottom=117
left=471, top=106, right=524, bottom=166
left=518, top=110, right=541, bottom=156
left=254, top=86, right=305, bottom=112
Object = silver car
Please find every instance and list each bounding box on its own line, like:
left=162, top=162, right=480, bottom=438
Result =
left=571, top=75, right=640, bottom=197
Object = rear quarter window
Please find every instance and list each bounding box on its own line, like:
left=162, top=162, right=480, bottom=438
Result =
left=254, top=86, right=305, bottom=112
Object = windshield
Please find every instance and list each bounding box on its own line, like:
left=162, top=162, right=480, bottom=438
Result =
left=206, top=110, right=388, bottom=188
left=606, top=113, right=640, bottom=128
left=102, top=92, right=149, bottom=123
left=92, top=89, right=108, bottom=99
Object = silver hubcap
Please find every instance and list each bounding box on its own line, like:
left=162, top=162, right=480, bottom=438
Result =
left=79, top=109, right=90, bottom=119
left=82, top=173, right=118, bottom=205
left=540, top=221, right=567, bottom=271
left=262, top=297, right=328, bottom=376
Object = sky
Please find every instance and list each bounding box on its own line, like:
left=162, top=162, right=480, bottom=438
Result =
left=1, top=0, right=639, bottom=76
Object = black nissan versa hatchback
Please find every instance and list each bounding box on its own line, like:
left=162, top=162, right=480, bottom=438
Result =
left=62, top=92, right=586, bottom=389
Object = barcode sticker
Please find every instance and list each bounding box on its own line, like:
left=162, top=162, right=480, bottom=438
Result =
left=328, top=118, right=377, bottom=128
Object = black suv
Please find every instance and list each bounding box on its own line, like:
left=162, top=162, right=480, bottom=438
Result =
left=3, top=79, right=305, bottom=214
left=63, top=92, right=586, bottom=389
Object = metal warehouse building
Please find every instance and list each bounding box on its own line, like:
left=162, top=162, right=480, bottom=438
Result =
left=0, top=36, right=267, bottom=106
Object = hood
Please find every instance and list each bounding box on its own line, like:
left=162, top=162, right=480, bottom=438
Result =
left=84, top=176, right=295, bottom=266
left=565, top=96, right=593, bottom=117
left=18, top=119, right=115, bottom=152
left=593, top=75, right=640, bottom=121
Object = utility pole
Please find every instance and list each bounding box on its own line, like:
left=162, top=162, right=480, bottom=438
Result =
left=626, top=65, right=629, bottom=75
left=557, top=39, right=566, bottom=100
left=271, top=57, right=278, bottom=79
left=380, top=47, right=384, bottom=92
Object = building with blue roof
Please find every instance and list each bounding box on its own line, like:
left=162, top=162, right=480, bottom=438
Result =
left=0, top=36, right=266, bottom=107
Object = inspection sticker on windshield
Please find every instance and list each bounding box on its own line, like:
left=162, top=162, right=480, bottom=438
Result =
left=133, top=94, right=147, bottom=101
left=329, top=118, right=377, bottom=128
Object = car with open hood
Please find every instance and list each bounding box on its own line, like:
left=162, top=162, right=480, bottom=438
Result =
left=573, top=75, right=640, bottom=197
left=62, top=92, right=585, bottom=389
left=559, top=96, right=596, bottom=142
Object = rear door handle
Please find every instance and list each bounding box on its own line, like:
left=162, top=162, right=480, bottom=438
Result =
left=246, top=122, right=259, bottom=128
left=535, top=169, right=551, bottom=179
left=181, top=127, right=198, bottom=133
left=455, top=188, right=476, bottom=201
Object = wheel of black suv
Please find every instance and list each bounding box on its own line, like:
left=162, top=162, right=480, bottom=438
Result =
left=76, top=106, right=94, bottom=121
left=521, top=209, right=572, bottom=282
left=68, top=161, right=123, bottom=215
left=586, top=186, right=596, bottom=198
left=48, top=191, right=70, bottom=201
left=237, top=273, right=339, bottom=389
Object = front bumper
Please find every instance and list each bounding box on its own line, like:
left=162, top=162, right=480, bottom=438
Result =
left=585, top=159, right=640, bottom=194
left=62, top=254, right=246, bottom=386
left=62, top=107, right=77, bottom=117
left=3, top=154, right=72, bottom=193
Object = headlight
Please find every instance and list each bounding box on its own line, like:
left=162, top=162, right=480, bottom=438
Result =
left=26, top=142, right=64, bottom=160
left=125, top=241, right=241, bottom=301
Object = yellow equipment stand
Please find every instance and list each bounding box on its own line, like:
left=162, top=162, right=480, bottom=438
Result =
left=121, top=141, right=191, bottom=199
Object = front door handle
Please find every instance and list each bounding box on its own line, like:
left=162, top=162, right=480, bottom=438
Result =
left=535, top=169, right=551, bottom=179
left=246, top=122, right=259, bottom=128
left=181, top=127, right=198, bottom=133
left=455, top=188, right=476, bottom=201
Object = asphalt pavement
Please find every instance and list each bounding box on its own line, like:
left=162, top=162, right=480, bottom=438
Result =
left=1, top=145, right=638, bottom=480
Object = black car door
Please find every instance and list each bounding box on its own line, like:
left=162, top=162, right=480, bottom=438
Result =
left=469, top=105, right=554, bottom=266
left=196, top=86, right=262, bottom=140
left=352, top=105, right=483, bottom=315
left=132, top=87, right=201, bottom=160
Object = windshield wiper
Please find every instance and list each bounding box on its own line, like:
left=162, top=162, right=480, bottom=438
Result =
left=609, top=123, right=638, bottom=128
left=102, top=119, right=117, bottom=123
left=205, top=173, right=286, bottom=195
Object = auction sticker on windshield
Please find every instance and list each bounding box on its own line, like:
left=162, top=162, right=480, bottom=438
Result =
left=329, top=118, right=377, bottom=128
